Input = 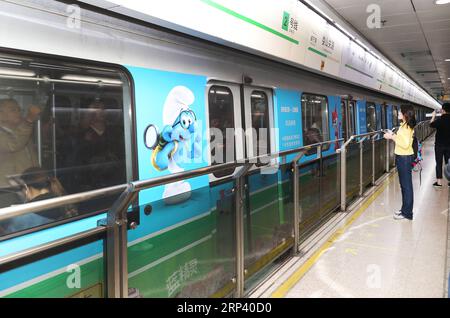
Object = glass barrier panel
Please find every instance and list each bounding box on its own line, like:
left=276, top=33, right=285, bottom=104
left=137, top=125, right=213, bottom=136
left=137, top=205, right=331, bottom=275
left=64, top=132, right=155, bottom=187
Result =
left=319, top=154, right=340, bottom=217
left=362, top=140, right=373, bottom=188
left=243, top=163, right=294, bottom=292
left=127, top=181, right=236, bottom=298
left=375, top=139, right=386, bottom=181
left=346, top=143, right=360, bottom=203
left=389, top=140, right=395, bottom=169
left=298, top=160, right=321, bottom=232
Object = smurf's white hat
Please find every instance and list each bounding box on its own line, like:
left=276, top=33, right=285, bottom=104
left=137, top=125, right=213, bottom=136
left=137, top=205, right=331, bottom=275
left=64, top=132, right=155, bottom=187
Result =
left=163, top=86, right=195, bottom=125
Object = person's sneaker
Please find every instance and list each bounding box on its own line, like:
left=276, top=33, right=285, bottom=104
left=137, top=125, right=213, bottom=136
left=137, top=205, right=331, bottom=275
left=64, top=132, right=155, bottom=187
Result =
left=433, top=182, right=442, bottom=189
left=393, top=213, right=412, bottom=221
left=394, top=210, right=402, bottom=216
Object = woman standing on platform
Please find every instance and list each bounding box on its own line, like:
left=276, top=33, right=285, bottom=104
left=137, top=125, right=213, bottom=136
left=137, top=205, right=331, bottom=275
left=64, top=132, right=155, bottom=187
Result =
left=383, top=104, right=416, bottom=221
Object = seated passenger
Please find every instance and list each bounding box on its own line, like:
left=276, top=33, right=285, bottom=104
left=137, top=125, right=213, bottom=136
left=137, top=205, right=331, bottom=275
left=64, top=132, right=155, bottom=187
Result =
left=1, top=167, right=76, bottom=236
left=304, top=127, right=322, bottom=146
left=0, top=99, right=41, bottom=208
left=76, top=100, right=125, bottom=191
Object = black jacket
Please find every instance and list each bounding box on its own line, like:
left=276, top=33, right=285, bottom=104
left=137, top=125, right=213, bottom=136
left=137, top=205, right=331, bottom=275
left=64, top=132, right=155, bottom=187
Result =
left=430, top=114, right=450, bottom=147
left=30, top=193, right=66, bottom=220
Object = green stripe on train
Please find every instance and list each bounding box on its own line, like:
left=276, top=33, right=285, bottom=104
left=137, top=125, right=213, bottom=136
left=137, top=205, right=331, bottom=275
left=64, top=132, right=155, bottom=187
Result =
left=4, top=258, right=104, bottom=298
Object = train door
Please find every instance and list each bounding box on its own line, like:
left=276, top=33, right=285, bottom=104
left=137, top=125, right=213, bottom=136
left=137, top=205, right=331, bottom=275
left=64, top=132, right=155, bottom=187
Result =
left=341, top=99, right=356, bottom=140
left=206, top=82, right=244, bottom=271
left=241, top=86, right=284, bottom=282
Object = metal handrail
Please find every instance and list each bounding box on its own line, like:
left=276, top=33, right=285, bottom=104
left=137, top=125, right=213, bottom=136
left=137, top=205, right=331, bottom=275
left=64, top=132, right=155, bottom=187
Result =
left=339, top=130, right=385, bottom=212
left=0, top=137, right=344, bottom=298
left=338, top=130, right=384, bottom=152
left=0, top=138, right=343, bottom=223
left=0, top=184, right=127, bottom=223
left=133, top=139, right=343, bottom=192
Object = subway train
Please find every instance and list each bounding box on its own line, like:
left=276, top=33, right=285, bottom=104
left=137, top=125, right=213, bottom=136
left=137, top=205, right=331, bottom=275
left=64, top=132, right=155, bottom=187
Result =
left=0, top=1, right=436, bottom=298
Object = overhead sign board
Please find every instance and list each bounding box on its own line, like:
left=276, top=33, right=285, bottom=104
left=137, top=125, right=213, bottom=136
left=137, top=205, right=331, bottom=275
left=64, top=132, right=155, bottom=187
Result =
left=87, top=0, right=441, bottom=108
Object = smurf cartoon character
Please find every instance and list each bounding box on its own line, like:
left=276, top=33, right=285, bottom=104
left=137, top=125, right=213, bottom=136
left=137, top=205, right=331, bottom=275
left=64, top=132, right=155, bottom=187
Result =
left=144, top=86, right=202, bottom=205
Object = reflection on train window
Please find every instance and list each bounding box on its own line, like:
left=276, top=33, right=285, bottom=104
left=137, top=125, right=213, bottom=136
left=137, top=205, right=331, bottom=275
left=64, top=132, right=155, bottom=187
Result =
left=392, top=106, right=399, bottom=127
left=250, top=90, right=270, bottom=158
left=301, top=94, right=329, bottom=147
left=208, top=86, right=235, bottom=178
left=0, top=53, right=129, bottom=237
left=366, top=103, right=376, bottom=132
left=419, top=109, right=424, bottom=122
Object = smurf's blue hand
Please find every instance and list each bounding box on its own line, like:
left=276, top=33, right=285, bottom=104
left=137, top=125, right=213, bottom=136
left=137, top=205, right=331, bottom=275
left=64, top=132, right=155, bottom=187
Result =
left=191, top=123, right=202, bottom=159
left=161, top=125, right=173, bottom=142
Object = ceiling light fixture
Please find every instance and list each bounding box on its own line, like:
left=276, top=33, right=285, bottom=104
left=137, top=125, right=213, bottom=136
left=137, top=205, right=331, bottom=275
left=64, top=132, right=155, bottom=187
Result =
left=435, top=0, right=450, bottom=4
left=303, top=0, right=335, bottom=23
left=335, top=23, right=355, bottom=40
left=61, top=74, right=123, bottom=85
left=0, top=67, right=35, bottom=77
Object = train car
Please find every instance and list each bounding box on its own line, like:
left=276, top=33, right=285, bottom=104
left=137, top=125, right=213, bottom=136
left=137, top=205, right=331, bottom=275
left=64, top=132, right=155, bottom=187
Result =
left=0, top=1, right=437, bottom=298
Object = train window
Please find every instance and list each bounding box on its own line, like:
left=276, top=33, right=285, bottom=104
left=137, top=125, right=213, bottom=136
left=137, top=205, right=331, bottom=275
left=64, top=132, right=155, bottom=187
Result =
left=250, top=90, right=270, bottom=157
left=348, top=101, right=356, bottom=136
left=366, top=103, right=377, bottom=132
left=381, top=104, right=387, bottom=130
left=341, top=100, right=355, bottom=140
left=301, top=94, right=329, bottom=147
left=0, top=53, right=130, bottom=237
left=392, top=106, right=399, bottom=127
left=340, top=101, right=347, bottom=140
left=208, top=86, right=235, bottom=178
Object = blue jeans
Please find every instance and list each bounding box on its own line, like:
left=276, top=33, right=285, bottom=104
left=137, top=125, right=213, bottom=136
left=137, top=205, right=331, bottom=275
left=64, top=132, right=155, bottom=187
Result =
left=396, top=155, right=414, bottom=219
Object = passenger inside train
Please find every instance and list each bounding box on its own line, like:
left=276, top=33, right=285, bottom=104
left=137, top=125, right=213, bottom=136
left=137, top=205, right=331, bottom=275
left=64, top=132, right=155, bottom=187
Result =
left=0, top=167, right=76, bottom=235
left=0, top=99, right=41, bottom=208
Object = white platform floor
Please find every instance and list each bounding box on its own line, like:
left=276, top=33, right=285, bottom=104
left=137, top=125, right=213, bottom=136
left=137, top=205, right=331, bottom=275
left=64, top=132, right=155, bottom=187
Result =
left=272, top=137, right=449, bottom=298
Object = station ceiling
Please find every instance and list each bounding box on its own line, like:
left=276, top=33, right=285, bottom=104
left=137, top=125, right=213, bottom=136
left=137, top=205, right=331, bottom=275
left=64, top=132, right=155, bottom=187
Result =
left=322, top=0, right=450, bottom=100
